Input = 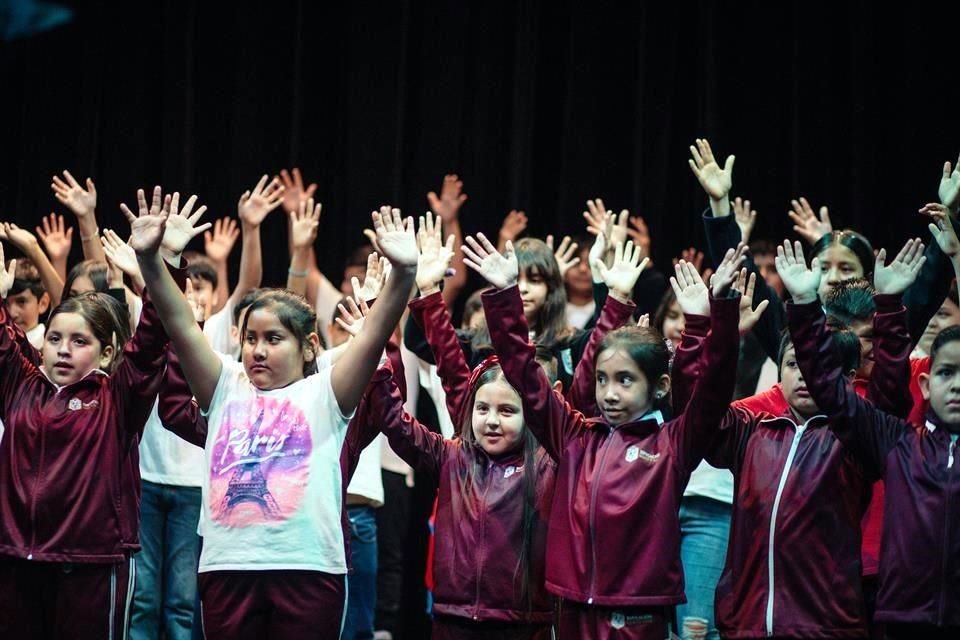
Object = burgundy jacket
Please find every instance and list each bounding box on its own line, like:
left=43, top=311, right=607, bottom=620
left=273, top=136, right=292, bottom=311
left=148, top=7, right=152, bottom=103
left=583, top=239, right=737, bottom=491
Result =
left=484, top=284, right=740, bottom=607
left=0, top=293, right=168, bottom=563
left=368, top=359, right=557, bottom=623
left=791, top=296, right=960, bottom=628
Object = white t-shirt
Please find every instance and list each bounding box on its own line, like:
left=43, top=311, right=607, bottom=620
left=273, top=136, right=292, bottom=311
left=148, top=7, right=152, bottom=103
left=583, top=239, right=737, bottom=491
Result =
left=139, top=400, right=204, bottom=487
left=26, top=323, right=45, bottom=351
left=198, top=354, right=353, bottom=573
left=565, top=300, right=596, bottom=331
left=203, top=300, right=238, bottom=359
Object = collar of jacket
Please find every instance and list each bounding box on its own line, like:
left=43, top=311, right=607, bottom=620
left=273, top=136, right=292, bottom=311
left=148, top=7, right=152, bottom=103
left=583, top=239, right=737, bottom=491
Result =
left=761, top=408, right=828, bottom=430
left=592, top=409, right=665, bottom=435
left=924, top=410, right=960, bottom=437
left=40, top=367, right=109, bottom=392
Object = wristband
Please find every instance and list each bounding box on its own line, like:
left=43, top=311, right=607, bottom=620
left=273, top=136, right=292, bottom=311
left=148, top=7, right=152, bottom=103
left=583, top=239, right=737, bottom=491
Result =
left=288, top=268, right=309, bottom=278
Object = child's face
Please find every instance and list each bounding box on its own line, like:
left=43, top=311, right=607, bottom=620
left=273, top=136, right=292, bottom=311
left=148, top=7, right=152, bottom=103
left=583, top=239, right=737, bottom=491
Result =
left=848, top=318, right=874, bottom=379
left=817, top=245, right=865, bottom=300
left=661, top=300, right=684, bottom=346
left=68, top=274, right=95, bottom=297
left=188, top=277, right=217, bottom=321
left=471, top=378, right=525, bottom=457
left=920, top=340, right=960, bottom=428
left=8, top=288, right=48, bottom=332
left=595, top=347, right=653, bottom=426
left=564, top=247, right=593, bottom=298
left=780, top=345, right=819, bottom=419
left=42, top=312, right=113, bottom=386
left=918, top=299, right=960, bottom=356
left=518, top=269, right=549, bottom=324
left=241, top=308, right=315, bottom=390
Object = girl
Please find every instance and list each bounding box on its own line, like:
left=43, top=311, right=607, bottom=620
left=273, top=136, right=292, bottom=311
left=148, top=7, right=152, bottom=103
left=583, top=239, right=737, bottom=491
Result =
left=132, top=190, right=418, bottom=639
left=470, top=232, right=743, bottom=639
left=0, top=192, right=197, bottom=639
left=780, top=240, right=960, bottom=639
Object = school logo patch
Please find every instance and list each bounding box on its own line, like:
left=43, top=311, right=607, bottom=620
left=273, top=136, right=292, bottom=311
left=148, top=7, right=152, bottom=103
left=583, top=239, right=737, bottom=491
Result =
left=68, top=398, right=82, bottom=411
left=610, top=611, right=626, bottom=629
left=625, top=446, right=639, bottom=463
left=504, top=465, right=516, bottom=479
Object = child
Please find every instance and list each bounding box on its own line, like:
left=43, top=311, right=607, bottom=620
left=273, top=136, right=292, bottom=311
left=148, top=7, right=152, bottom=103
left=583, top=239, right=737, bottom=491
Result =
left=780, top=239, right=960, bottom=639
left=133, top=192, right=418, bottom=639
left=0, top=196, right=194, bottom=639
left=471, top=232, right=743, bottom=639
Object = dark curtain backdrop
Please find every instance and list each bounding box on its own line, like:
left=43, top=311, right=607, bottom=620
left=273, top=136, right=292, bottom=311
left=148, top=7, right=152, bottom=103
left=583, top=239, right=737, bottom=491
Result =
left=1, top=2, right=959, bottom=288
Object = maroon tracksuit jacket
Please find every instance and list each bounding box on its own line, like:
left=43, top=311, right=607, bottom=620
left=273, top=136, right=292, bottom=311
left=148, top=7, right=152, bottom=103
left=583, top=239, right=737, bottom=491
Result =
left=790, top=296, right=960, bottom=629
left=0, top=293, right=167, bottom=563
left=483, top=284, right=740, bottom=607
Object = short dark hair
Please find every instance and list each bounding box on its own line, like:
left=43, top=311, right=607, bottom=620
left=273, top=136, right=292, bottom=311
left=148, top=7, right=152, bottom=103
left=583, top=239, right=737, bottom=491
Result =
left=232, top=288, right=264, bottom=327
left=9, top=258, right=46, bottom=298
left=931, top=326, right=960, bottom=368
left=534, top=345, right=559, bottom=386
left=777, top=326, right=861, bottom=376
left=187, top=257, right=219, bottom=290
left=823, top=278, right=875, bottom=325
left=64, top=260, right=110, bottom=297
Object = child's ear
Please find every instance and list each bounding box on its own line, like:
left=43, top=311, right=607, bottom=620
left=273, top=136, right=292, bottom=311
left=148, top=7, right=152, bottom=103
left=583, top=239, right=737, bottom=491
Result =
left=303, top=332, right=321, bottom=363
left=655, top=373, right=671, bottom=400
left=551, top=380, right=563, bottom=393
left=99, top=343, right=116, bottom=370
left=918, top=372, right=932, bottom=400
left=39, top=291, right=50, bottom=315
left=846, top=368, right=858, bottom=380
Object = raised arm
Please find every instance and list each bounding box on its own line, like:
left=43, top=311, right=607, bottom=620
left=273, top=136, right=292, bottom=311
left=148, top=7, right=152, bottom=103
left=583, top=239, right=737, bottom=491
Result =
left=779, top=240, right=908, bottom=475
left=286, top=198, right=321, bottom=297
left=567, top=240, right=644, bottom=414
left=231, top=175, right=282, bottom=307
left=203, top=217, right=239, bottom=311
left=51, top=170, right=105, bottom=263
left=331, top=207, right=417, bottom=416
left=158, top=344, right=208, bottom=448
left=130, top=187, right=219, bottom=410
left=0, top=222, right=65, bottom=308
left=468, top=234, right=588, bottom=460
left=427, top=174, right=468, bottom=306
left=35, top=213, right=73, bottom=284
left=0, top=245, right=36, bottom=412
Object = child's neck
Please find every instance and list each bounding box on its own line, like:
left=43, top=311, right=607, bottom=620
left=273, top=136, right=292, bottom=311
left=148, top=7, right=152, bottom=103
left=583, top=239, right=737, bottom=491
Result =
left=567, top=290, right=592, bottom=306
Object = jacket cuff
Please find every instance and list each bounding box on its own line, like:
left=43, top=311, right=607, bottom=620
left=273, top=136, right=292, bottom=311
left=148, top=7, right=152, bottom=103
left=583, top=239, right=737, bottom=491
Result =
left=786, top=299, right=823, bottom=324
left=408, top=289, right=444, bottom=311
left=684, top=314, right=710, bottom=337
left=605, top=292, right=637, bottom=318
left=481, top=284, right=522, bottom=311
left=873, top=293, right=904, bottom=314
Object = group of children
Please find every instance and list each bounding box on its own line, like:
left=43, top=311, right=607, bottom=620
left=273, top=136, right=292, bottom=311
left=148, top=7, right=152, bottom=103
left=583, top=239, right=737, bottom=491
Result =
left=0, top=139, right=958, bottom=640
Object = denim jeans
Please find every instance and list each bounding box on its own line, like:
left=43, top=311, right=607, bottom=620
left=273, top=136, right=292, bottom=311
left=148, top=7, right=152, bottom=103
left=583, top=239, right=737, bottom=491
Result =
left=342, top=505, right=378, bottom=640
left=129, top=480, right=202, bottom=640
left=677, top=496, right=732, bottom=640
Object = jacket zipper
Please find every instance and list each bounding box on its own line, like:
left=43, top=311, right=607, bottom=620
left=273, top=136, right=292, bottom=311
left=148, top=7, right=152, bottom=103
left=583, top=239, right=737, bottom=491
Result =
left=27, top=409, right=51, bottom=560
left=765, top=424, right=806, bottom=636
left=939, top=436, right=957, bottom=625
left=587, top=430, right=615, bottom=604
left=473, top=463, right=492, bottom=619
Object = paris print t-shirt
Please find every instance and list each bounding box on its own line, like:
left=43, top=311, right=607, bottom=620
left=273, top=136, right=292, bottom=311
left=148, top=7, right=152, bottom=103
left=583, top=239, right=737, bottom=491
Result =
left=198, top=354, right=353, bottom=573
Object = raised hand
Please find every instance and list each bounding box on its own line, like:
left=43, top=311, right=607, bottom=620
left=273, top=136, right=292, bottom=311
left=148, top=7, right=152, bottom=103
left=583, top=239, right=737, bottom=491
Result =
left=774, top=240, right=821, bottom=304
left=546, top=235, right=580, bottom=277
left=0, top=242, right=16, bottom=299
left=734, top=268, right=770, bottom=335
left=939, top=153, right=960, bottom=213
left=203, top=217, right=240, bottom=263
left=121, top=187, right=170, bottom=255
left=0, top=222, right=39, bottom=252
left=100, top=229, right=141, bottom=279
left=462, top=233, right=518, bottom=290
left=788, top=197, right=832, bottom=245
left=289, top=198, right=322, bottom=250
left=279, top=167, right=318, bottom=214
left=416, top=211, right=455, bottom=294
left=732, top=197, right=757, bottom=244
left=673, top=247, right=708, bottom=279
left=498, top=209, right=528, bottom=248
left=688, top=138, right=735, bottom=205
left=36, top=213, right=73, bottom=263
left=352, top=251, right=389, bottom=302
left=873, top=238, right=926, bottom=296
left=427, top=174, right=468, bottom=224
left=372, top=206, right=418, bottom=268
left=593, top=240, right=648, bottom=301
left=336, top=296, right=370, bottom=337
left=162, top=192, right=211, bottom=257
left=670, top=260, right=710, bottom=317
left=710, top=244, right=747, bottom=298
left=920, top=202, right=960, bottom=257
left=184, top=279, right=208, bottom=323
left=637, top=313, right=650, bottom=328
left=238, top=175, right=284, bottom=226
left=51, top=170, right=97, bottom=218
left=627, top=215, right=651, bottom=259
left=583, top=198, right=611, bottom=236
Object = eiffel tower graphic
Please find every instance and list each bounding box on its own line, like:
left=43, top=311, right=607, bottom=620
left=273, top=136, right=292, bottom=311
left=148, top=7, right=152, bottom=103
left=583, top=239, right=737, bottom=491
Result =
left=221, top=407, right=281, bottom=517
